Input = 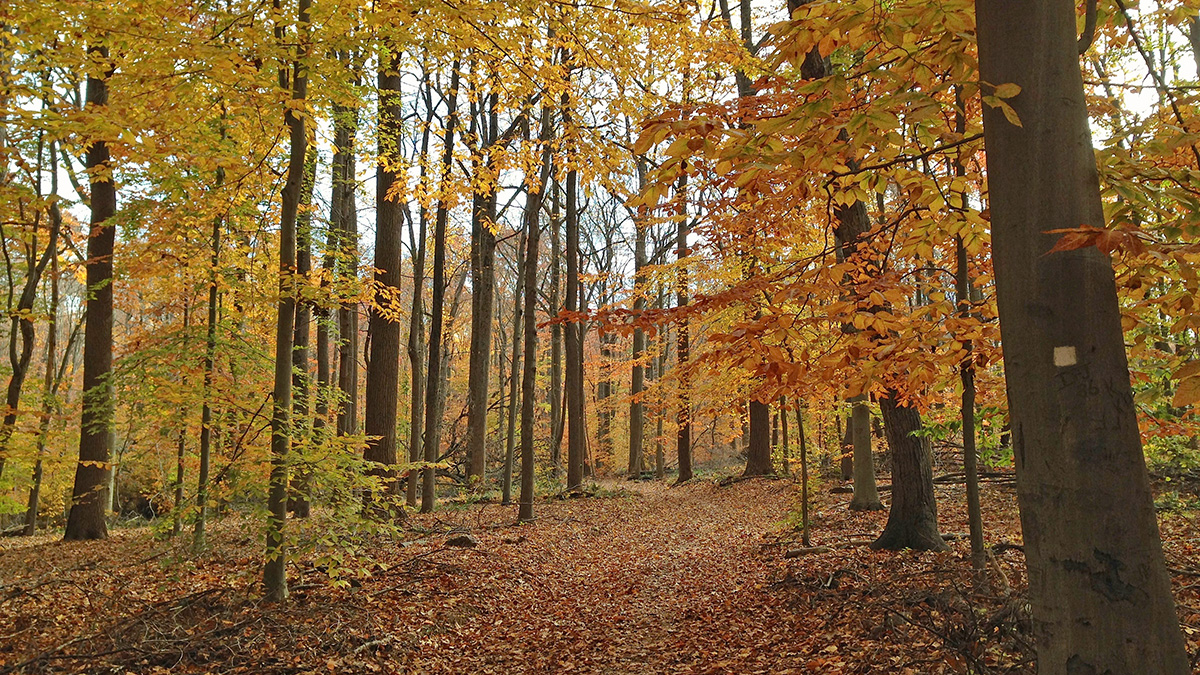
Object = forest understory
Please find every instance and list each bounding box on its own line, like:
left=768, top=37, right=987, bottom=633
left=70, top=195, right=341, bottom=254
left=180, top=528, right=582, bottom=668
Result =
left=2, top=478, right=1198, bottom=675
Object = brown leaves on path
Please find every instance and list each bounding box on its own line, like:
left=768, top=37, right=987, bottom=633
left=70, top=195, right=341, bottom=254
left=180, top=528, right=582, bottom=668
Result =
left=1, top=478, right=1196, bottom=674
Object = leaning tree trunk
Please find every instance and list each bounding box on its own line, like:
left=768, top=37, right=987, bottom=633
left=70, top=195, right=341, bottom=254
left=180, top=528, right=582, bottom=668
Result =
left=24, top=234, right=65, bottom=536
left=263, top=0, right=310, bottom=602
left=871, top=393, right=947, bottom=552
left=193, top=190, right=222, bottom=552
left=64, top=44, right=117, bottom=542
left=976, top=1, right=1189, bottom=670
left=405, top=72, right=434, bottom=508
left=364, top=54, right=404, bottom=512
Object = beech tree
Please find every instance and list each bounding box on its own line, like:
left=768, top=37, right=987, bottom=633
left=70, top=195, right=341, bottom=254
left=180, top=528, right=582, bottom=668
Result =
left=976, top=0, right=1189, bottom=670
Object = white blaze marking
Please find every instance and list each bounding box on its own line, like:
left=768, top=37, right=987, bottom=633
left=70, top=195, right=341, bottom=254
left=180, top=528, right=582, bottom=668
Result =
left=1054, top=346, right=1077, bottom=367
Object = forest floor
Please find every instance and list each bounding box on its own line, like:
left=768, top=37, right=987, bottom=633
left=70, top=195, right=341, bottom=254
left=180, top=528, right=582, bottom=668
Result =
left=1, top=476, right=1198, bottom=674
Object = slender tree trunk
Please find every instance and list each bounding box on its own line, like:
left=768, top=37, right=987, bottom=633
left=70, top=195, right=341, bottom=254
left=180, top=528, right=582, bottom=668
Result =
left=519, top=108, right=553, bottom=523
left=364, top=54, right=404, bottom=512
left=780, top=397, right=791, bottom=477
left=24, top=243, right=63, bottom=535
left=976, top=2, right=1188, bottom=669
left=194, top=195, right=221, bottom=551
left=64, top=44, right=117, bottom=542
left=263, top=0, right=310, bottom=602
left=421, top=63, right=460, bottom=514
left=796, top=403, right=810, bottom=547
left=405, top=73, right=433, bottom=509
left=334, top=94, right=359, bottom=438
left=564, top=134, right=585, bottom=490
left=675, top=170, right=692, bottom=483
left=466, top=90, right=498, bottom=487
left=953, top=87, right=985, bottom=589
left=627, top=160, right=648, bottom=477
left=502, top=228, right=526, bottom=506
left=548, top=183, right=563, bottom=479
left=289, top=150, right=317, bottom=518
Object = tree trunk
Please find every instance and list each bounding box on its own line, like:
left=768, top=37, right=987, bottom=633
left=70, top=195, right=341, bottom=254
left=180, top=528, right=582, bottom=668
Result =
left=64, top=44, right=117, bottom=542
left=194, top=196, right=221, bottom=551
left=519, top=108, right=553, bottom=523
left=333, top=78, right=359, bottom=439
left=502, top=228, right=526, bottom=507
left=421, top=63, right=460, bottom=514
left=564, top=149, right=585, bottom=490
left=548, top=183, right=563, bottom=479
left=627, top=159, right=648, bottom=477
left=289, top=149, right=317, bottom=518
left=405, top=73, right=434, bottom=509
left=871, top=393, right=946, bottom=552
left=675, top=170, right=692, bottom=483
left=796, top=403, right=810, bottom=547
left=25, top=242, right=66, bottom=536
left=465, top=90, right=498, bottom=487
left=779, top=397, right=790, bottom=477
left=743, top=400, right=772, bottom=476
left=364, top=56, right=405, bottom=513
left=848, top=396, right=882, bottom=510
left=976, top=1, right=1189, bottom=670
left=263, top=0, right=310, bottom=602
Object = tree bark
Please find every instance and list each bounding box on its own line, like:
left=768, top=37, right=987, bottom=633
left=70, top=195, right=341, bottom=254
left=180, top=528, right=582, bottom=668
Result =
left=848, top=396, right=881, bottom=510
left=519, top=107, right=553, bottom=523
left=976, top=1, right=1189, bottom=670
left=364, top=54, right=404, bottom=513
left=743, top=400, right=773, bottom=476
left=466, top=88, right=498, bottom=487
left=288, top=149, right=317, bottom=518
left=564, top=130, right=585, bottom=490
left=194, top=191, right=221, bottom=552
left=421, top=63, right=460, bottom=514
left=263, top=0, right=310, bottom=602
left=871, top=393, right=947, bottom=552
left=64, top=44, right=117, bottom=542
left=333, top=71, right=360, bottom=439
left=675, top=171, right=692, bottom=483
left=502, top=228, right=526, bottom=506
left=627, top=159, right=648, bottom=477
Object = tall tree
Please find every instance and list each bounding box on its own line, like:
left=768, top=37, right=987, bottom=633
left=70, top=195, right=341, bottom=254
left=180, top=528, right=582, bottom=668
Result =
left=976, top=0, right=1189, bottom=670
left=333, top=59, right=360, bottom=439
left=674, top=170, right=692, bottom=483
left=263, top=0, right=311, bottom=602
left=363, top=50, right=404, bottom=510
left=63, top=43, right=118, bottom=542
left=563, top=79, right=585, bottom=490
left=466, top=82, right=499, bottom=486
left=627, top=157, right=649, bottom=477
left=519, top=105, right=554, bottom=523
left=421, top=62, right=461, bottom=513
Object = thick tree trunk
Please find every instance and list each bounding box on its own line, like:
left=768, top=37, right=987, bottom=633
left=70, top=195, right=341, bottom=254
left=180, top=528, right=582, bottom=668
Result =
left=871, top=393, right=946, bottom=552
left=364, top=57, right=404, bottom=512
left=263, top=0, right=310, bottom=601
left=743, top=400, right=773, bottom=476
left=421, top=63, right=460, bottom=514
left=64, top=45, right=117, bottom=542
left=976, top=1, right=1189, bottom=670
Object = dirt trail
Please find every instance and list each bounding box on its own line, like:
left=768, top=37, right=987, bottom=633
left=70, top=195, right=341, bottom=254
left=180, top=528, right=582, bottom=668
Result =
left=403, top=480, right=803, bottom=674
